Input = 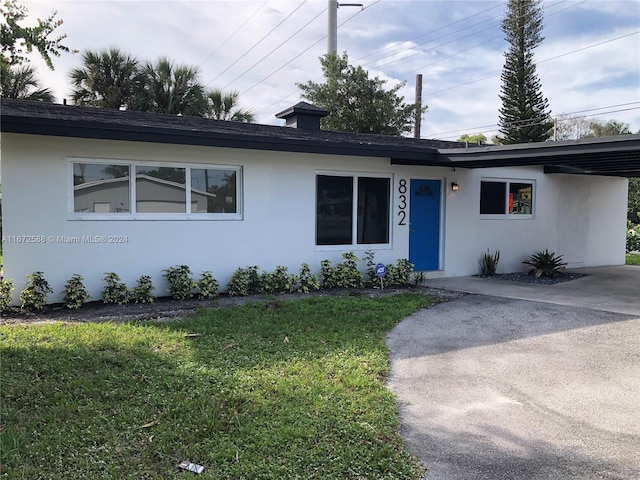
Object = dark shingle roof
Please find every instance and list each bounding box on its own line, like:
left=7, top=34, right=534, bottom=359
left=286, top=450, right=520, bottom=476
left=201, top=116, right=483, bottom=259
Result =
left=0, top=99, right=462, bottom=165
left=3, top=99, right=637, bottom=176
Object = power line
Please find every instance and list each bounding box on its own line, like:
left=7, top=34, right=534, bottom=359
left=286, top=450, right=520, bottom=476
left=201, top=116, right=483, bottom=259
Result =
left=204, top=0, right=308, bottom=87
left=197, top=1, right=268, bottom=70
left=222, top=6, right=328, bottom=91
left=250, top=2, right=379, bottom=118
left=424, top=30, right=640, bottom=97
left=427, top=103, right=640, bottom=139
left=363, top=0, right=582, bottom=73
left=351, top=1, right=507, bottom=64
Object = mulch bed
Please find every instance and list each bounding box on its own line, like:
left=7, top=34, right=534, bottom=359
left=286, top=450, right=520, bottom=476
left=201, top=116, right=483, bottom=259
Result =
left=0, top=286, right=463, bottom=326
left=489, top=271, right=589, bottom=285
left=1, top=272, right=588, bottom=326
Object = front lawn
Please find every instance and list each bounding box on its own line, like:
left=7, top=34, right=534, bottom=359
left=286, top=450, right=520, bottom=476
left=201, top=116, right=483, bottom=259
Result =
left=1, top=294, right=433, bottom=479
left=626, top=253, right=640, bottom=265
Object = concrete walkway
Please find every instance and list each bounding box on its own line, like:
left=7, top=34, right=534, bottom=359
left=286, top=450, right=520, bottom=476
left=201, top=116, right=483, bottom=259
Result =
left=424, top=265, right=640, bottom=316
left=387, top=266, right=640, bottom=479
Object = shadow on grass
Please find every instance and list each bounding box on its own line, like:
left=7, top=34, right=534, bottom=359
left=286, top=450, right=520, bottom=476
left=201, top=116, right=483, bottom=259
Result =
left=1, top=294, right=433, bottom=479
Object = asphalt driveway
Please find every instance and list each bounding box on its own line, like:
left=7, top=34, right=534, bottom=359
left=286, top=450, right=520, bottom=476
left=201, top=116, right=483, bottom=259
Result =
left=387, top=294, right=640, bottom=479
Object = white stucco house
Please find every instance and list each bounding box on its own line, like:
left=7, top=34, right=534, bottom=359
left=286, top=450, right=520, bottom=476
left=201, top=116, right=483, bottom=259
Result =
left=1, top=98, right=638, bottom=305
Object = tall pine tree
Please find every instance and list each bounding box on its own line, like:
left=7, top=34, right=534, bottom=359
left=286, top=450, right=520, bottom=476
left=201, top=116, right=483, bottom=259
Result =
left=498, top=0, right=552, bottom=144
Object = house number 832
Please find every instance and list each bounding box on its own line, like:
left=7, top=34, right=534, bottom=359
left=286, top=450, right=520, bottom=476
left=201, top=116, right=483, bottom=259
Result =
left=398, top=179, right=407, bottom=225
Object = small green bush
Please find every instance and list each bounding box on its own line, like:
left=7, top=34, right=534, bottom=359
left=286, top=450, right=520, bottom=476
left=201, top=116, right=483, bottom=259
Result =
left=101, top=272, right=129, bottom=305
left=270, top=265, right=296, bottom=293
left=412, top=270, right=427, bottom=286
left=297, top=263, right=319, bottom=293
left=0, top=278, right=14, bottom=312
left=363, top=250, right=377, bottom=285
left=62, top=274, right=90, bottom=309
left=362, top=251, right=413, bottom=287
left=627, top=221, right=640, bottom=253
left=163, top=265, right=196, bottom=301
left=132, top=275, right=155, bottom=303
left=198, top=271, right=219, bottom=300
left=319, top=259, right=338, bottom=289
left=329, top=252, right=364, bottom=289
left=391, top=259, right=414, bottom=286
left=479, top=249, right=500, bottom=276
left=227, top=266, right=261, bottom=296
left=523, top=249, right=567, bottom=278
left=20, top=271, right=53, bottom=311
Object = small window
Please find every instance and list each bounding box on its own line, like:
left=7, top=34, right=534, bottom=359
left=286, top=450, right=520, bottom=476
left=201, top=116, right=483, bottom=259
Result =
left=73, top=163, right=130, bottom=213
left=480, top=180, right=534, bottom=216
left=316, top=174, right=391, bottom=246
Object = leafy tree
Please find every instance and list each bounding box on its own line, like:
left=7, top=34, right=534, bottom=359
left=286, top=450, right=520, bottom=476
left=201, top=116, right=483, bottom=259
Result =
left=497, top=0, right=552, bottom=144
left=297, top=53, right=424, bottom=136
left=553, top=116, right=632, bottom=140
left=588, top=119, right=631, bottom=138
left=0, top=62, right=53, bottom=100
left=553, top=114, right=592, bottom=140
left=628, top=178, right=639, bottom=223
left=137, top=58, right=205, bottom=116
left=0, top=0, right=73, bottom=70
left=69, top=48, right=142, bottom=109
left=457, top=133, right=487, bottom=144
left=204, top=89, right=254, bottom=122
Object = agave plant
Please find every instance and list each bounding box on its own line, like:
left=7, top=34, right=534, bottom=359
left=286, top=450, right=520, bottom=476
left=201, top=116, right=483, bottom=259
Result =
left=523, top=249, right=567, bottom=278
left=479, top=249, right=500, bottom=276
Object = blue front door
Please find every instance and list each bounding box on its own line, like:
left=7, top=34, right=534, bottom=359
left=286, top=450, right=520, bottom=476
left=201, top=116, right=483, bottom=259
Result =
left=409, top=179, right=441, bottom=271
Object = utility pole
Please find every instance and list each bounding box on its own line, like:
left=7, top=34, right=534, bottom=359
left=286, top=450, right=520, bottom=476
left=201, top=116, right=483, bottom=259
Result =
left=328, top=0, right=363, bottom=55
left=414, top=74, right=423, bottom=139
left=328, top=0, right=338, bottom=54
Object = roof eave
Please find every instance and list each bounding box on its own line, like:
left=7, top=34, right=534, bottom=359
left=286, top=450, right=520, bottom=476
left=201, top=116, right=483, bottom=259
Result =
left=1, top=115, right=442, bottom=164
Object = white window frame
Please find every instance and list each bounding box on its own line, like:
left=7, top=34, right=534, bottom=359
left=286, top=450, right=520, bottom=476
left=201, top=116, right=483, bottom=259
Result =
left=479, top=177, right=535, bottom=220
left=68, top=158, right=243, bottom=220
left=315, top=170, right=393, bottom=250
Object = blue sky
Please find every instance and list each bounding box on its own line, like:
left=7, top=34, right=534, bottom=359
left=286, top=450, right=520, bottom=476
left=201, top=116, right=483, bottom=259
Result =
left=22, top=0, right=640, bottom=139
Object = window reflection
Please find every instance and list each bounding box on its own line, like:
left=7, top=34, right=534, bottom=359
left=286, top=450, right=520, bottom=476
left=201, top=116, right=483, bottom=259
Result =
left=191, top=169, right=237, bottom=213
left=73, top=163, right=130, bottom=213
left=135, top=166, right=186, bottom=213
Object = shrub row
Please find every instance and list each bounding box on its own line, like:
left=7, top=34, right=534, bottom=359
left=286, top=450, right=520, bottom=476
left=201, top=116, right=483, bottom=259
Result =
left=627, top=221, right=640, bottom=253
left=0, top=252, right=414, bottom=313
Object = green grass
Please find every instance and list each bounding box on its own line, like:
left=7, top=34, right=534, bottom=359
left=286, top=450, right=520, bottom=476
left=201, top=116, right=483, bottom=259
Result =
left=626, top=253, right=640, bottom=265
left=1, top=293, right=434, bottom=479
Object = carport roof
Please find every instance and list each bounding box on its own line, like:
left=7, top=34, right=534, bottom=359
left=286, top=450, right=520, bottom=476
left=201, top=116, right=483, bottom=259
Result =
left=1, top=99, right=638, bottom=177
left=437, top=135, right=640, bottom=177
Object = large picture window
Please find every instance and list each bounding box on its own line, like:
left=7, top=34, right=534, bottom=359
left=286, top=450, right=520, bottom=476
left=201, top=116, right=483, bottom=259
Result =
left=480, top=179, right=533, bottom=216
left=71, top=160, right=241, bottom=219
left=316, top=174, right=391, bottom=246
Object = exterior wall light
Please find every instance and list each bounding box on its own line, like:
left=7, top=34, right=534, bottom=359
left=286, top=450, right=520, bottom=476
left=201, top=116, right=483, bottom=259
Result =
left=451, top=182, right=460, bottom=192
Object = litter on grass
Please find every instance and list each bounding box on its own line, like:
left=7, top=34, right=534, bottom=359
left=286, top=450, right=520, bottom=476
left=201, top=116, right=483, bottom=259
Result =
left=178, top=461, right=204, bottom=474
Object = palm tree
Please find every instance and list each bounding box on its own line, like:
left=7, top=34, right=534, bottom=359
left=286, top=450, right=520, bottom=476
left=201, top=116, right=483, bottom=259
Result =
left=204, top=89, right=254, bottom=122
left=0, top=63, right=54, bottom=101
left=69, top=48, right=141, bottom=109
left=137, top=58, right=205, bottom=116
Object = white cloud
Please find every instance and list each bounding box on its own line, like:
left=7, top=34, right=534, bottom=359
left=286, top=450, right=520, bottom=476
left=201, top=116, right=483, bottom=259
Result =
left=17, top=0, right=640, bottom=136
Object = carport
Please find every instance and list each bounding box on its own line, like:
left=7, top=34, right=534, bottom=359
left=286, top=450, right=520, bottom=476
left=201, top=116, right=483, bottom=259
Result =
left=438, top=134, right=640, bottom=178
